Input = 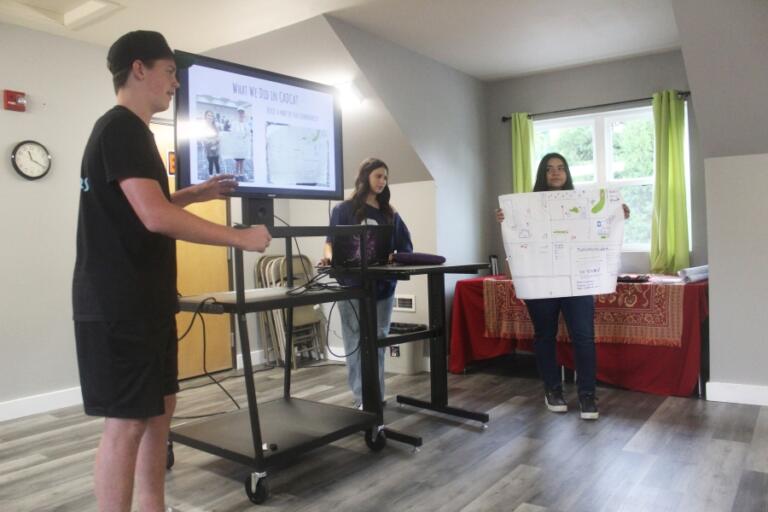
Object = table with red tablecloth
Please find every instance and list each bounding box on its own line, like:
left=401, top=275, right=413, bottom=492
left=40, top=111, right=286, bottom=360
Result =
left=449, top=276, right=709, bottom=396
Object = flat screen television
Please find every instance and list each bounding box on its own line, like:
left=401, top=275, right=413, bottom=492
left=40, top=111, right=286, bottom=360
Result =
left=174, top=51, right=343, bottom=204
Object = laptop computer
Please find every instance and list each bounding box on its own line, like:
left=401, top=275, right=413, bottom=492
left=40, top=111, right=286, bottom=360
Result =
left=331, top=224, right=393, bottom=268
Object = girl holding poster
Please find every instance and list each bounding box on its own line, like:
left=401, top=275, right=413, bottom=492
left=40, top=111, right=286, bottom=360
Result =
left=496, top=152, right=630, bottom=420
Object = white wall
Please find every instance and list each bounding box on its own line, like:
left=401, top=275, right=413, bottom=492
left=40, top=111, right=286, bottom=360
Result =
left=205, top=15, right=432, bottom=187
left=327, top=16, right=491, bottom=269
left=673, top=0, right=768, bottom=159
left=0, top=23, right=114, bottom=412
left=484, top=50, right=707, bottom=273
left=671, top=0, right=768, bottom=404
left=704, top=153, right=768, bottom=405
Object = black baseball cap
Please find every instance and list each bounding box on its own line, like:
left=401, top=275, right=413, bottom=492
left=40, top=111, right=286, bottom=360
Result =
left=107, top=30, right=193, bottom=75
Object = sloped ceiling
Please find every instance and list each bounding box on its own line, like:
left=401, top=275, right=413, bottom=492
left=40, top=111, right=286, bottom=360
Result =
left=0, top=0, right=680, bottom=81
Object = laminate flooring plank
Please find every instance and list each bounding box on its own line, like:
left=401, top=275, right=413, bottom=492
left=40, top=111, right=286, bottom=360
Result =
left=640, top=455, right=697, bottom=494
left=513, top=504, right=550, bottom=512
left=676, top=437, right=749, bottom=512
left=745, top=407, right=768, bottom=474
left=458, top=463, right=544, bottom=512
left=0, top=413, right=61, bottom=440
left=5, top=473, right=93, bottom=511
left=624, top=397, right=716, bottom=458
left=532, top=404, right=655, bottom=511
left=730, top=470, right=768, bottom=512
left=0, top=452, right=47, bottom=476
left=614, top=485, right=685, bottom=512
left=711, top=402, right=760, bottom=444
left=559, top=445, right=655, bottom=512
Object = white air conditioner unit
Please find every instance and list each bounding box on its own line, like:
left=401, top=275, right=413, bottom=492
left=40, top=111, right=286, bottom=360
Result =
left=393, top=294, right=415, bottom=312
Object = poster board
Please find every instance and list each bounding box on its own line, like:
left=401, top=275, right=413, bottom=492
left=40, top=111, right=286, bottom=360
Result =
left=499, top=188, right=625, bottom=299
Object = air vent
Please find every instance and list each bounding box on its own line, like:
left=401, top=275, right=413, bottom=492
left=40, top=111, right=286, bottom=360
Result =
left=393, top=294, right=415, bottom=312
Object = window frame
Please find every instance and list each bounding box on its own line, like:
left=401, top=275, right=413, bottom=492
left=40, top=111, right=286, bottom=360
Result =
left=532, top=105, right=658, bottom=252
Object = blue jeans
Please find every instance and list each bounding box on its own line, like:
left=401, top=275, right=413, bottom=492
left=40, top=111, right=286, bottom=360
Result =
left=525, top=295, right=596, bottom=396
left=337, top=295, right=394, bottom=404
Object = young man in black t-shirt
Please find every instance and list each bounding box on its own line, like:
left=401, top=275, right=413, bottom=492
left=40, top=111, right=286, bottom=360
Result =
left=72, top=30, right=272, bottom=512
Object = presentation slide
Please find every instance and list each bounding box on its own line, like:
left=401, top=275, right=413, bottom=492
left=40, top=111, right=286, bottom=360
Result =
left=182, top=64, right=337, bottom=193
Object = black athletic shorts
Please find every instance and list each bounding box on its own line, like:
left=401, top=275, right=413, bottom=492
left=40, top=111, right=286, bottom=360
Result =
left=74, top=317, right=179, bottom=419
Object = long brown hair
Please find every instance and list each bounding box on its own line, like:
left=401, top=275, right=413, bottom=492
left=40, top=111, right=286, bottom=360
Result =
left=533, top=152, right=574, bottom=191
left=349, top=157, right=394, bottom=223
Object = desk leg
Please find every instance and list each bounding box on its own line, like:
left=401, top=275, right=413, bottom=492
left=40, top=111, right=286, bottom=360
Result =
left=359, top=290, right=381, bottom=422
left=429, top=272, right=448, bottom=407
left=361, top=283, right=423, bottom=448
left=395, top=273, right=490, bottom=425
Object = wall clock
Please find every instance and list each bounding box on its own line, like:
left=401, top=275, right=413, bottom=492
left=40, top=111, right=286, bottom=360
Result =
left=11, top=140, right=52, bottom=180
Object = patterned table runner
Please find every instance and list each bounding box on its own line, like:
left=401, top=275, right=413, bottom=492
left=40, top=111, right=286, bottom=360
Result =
left=483, top=278, right=685, bottom=347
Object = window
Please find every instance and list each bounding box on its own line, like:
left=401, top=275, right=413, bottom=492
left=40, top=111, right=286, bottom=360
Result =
left=533, top=106, right=656, bottom=251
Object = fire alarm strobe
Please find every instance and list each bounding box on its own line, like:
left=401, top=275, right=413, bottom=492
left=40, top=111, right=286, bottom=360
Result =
left=3, top=90, right=27, bottom=112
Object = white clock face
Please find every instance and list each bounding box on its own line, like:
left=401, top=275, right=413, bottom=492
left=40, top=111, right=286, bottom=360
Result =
left=12, top=141, right=51, bottom=180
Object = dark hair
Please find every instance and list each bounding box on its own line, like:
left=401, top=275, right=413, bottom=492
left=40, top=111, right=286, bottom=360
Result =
left=532, top=152, right=574, bottom=191
left=349, top=157, right=393, bottom=223
left=111, top=59, right=160, bottom=93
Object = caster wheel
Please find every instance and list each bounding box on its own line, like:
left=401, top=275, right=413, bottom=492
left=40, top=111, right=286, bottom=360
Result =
left=482, top=423, right=489, bottom=430
left=365, top=428, right=387, bottom=452
left=412, top=447, right=421, bottom=454
left=244, top=474, right=269, bottom=504
left=166, top=440, right=175, bottom=470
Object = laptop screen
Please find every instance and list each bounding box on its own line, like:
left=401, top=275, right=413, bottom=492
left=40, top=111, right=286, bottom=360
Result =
left=331, top=224, right=393, bottom=267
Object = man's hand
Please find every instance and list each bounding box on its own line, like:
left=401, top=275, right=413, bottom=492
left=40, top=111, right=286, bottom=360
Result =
left=236, top=225, right=272, bottom=252
left=195, top=174, right=237, bottom=201
left=495, top=208, right=505, bottom=223
left=622, top=203, right=630, bottom=220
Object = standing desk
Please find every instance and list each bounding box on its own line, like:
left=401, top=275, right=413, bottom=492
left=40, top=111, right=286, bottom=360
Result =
left=169, top=226, right=388, bottom=504
left=356, top=263, right=490, bottom=447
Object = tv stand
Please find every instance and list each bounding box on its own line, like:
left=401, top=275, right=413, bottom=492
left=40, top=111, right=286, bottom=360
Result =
left=241, top=197, right=274, bottom=227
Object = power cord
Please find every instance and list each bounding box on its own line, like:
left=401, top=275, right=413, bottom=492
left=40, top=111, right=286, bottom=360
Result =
left=270, top=214, right=366, bottom=358
left=173, top=296, right=245, bottom=419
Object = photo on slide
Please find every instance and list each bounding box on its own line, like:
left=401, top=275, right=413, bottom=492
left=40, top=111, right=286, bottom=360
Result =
left=265, top=122, right=330, bottom=187
left=194, top=96, right=253, bottom=181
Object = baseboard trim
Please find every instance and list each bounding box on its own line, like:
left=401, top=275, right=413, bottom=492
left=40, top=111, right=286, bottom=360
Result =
left=236, top=349, right=266, bottom=369
left=706, top=381, right=768, bottom=406
left=0, top=386, right=83, bottom=423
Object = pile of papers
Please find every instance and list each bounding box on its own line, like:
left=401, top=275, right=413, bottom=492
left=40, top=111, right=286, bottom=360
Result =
left=677, top=265, right=709, bottom=283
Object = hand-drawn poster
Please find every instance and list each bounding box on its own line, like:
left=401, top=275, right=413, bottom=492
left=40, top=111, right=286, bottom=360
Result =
left=499, top=188, right=624, bottom=299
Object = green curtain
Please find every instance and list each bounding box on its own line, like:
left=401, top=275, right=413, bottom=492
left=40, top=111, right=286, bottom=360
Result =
left=650, top=90, right=690, bottom=274
left=510, top=113, right=533, bottom=193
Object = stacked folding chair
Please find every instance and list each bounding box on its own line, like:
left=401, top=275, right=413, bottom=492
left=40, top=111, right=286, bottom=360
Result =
left=254, top=255, right=327, bottom=368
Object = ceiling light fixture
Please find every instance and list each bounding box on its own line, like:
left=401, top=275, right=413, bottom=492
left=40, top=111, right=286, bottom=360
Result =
left=335, top=80, right=364, bottom=110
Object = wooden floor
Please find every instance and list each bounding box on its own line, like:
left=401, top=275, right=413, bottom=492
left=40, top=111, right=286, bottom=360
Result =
left=1, top=356, right=767, bottom=512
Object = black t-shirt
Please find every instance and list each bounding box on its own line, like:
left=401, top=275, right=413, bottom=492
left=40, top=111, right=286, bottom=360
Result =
left=72, top=106, right=178, bottom=321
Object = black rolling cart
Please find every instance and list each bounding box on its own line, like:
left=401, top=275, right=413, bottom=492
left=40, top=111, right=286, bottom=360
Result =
left=169, top=224, right=391, bottom=505
left=357, top=263, right=490, bottom=447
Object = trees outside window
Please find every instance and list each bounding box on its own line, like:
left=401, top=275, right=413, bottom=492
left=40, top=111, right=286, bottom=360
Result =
left=533, top=107, right=657, bottom=250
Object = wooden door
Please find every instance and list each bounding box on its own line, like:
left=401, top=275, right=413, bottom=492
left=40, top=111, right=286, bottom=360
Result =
left=151, top=120, right=233, bottom=379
